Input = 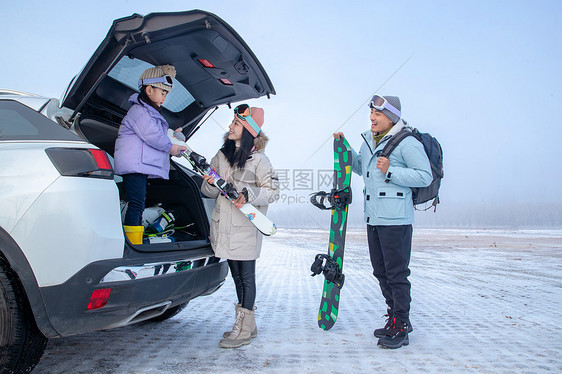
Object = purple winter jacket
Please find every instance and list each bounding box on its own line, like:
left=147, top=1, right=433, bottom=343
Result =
left=114, top=94, right=173, bottom=179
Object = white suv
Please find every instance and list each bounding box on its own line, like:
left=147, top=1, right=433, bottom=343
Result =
left=0, top=10, right=275, bottom=373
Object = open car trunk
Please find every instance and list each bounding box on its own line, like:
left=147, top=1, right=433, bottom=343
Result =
left=61, top=10, right=275, bottom=136
left=77, top=116, right=214, bottom=253
left=60, top=10, right=275, bottom=254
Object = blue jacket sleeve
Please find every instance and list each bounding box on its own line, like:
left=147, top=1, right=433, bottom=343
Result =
left=351, top=145, right=363, bottom=176
left=387, top=137, right=432, bottom=187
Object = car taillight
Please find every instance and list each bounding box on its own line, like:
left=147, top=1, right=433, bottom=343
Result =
left=45, top=148, right=114, bottom=179
left=87, top=288, right=111, bottom=310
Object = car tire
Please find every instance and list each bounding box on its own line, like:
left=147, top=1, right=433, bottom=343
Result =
left=146, top=302, right=189, bottom=323
left=0, top=258, right=48, bottom=374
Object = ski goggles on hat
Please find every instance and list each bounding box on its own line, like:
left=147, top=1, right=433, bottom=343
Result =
left=138, top=75, right=174, bottom=90
left=234, top=104, right=261, bottom=137
left=369, top=95, right=401, bottom=118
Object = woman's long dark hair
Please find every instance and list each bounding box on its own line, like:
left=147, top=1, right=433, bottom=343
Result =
left=138, top=86, right=162, bottom=112
left=221, top=127, right=255, bottom=169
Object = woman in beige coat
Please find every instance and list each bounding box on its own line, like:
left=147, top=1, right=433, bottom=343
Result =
left=201, top=104, right=279, bottom=348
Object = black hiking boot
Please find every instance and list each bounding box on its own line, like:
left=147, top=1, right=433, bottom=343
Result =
left=377, top=318, right=410, bottom=349
left=374, top=310, right=413, bottom=338
left=373, top=309, right=393, bottom=338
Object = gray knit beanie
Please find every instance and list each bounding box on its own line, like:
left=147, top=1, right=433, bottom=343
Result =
left=370, top=95, right=401, bottom=124
left=138, top=65, right=176, bottom=92
left=382, top=96, right=401, bottom=124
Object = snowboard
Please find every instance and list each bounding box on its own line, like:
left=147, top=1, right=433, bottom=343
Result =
left=309, top=137, right=352, bottom=330
left=168, top=129, right=277, bottom=236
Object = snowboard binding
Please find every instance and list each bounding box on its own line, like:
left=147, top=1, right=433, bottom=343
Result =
left=310, top=187, right=352, bottom=210
left=310, top=254, right=345, bottom=289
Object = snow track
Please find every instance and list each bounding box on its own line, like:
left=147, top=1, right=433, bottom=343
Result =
left=34, top=229, right=562, bottom=373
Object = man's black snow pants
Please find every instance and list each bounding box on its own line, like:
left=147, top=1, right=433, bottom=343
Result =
left=367, top=224, right=413, bottom=323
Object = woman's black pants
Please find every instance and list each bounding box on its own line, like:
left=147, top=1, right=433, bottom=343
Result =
left=227, top=259, right=256, bottom=310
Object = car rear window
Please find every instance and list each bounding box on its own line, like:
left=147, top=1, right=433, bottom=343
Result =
left=0, top=100, right=83, bottom=141
left=108, top=58, right=196, bottom=113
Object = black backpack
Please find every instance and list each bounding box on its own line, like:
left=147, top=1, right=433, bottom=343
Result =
left=380, top=128, right=443, bottom=211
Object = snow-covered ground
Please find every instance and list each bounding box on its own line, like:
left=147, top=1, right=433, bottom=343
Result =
left=34, top=228, right=562, bottom=373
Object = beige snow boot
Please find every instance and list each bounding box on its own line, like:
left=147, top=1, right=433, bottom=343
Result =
left=219, top=307, right=256, bottom=348
left=223, top=304, right=257, bottom=338
left=223, top=303, right=241, bottom=338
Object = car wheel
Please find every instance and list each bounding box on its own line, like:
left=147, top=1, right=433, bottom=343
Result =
left=0, top=258, right=48, bottom=374
left=146, top=302, right=189, bottom=322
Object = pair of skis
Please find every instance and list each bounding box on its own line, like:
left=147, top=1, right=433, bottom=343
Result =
left=168, top=129, right=276, bottom=236
left=310, top=137, right=353, bottom=330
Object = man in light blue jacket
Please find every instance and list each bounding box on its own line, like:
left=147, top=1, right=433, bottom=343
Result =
left=334, top=95, right=432, bottom=349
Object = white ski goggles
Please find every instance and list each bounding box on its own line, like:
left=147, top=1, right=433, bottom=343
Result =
left=369, top=95, right=401, bottom=118
left=138, top=75, right=174, bottom=90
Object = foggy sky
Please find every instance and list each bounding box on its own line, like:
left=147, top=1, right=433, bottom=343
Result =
left=2, top=0, right=561, bottom=227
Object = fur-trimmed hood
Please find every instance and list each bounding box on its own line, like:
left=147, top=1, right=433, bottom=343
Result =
left=253, top=131, right=268, bottom=151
